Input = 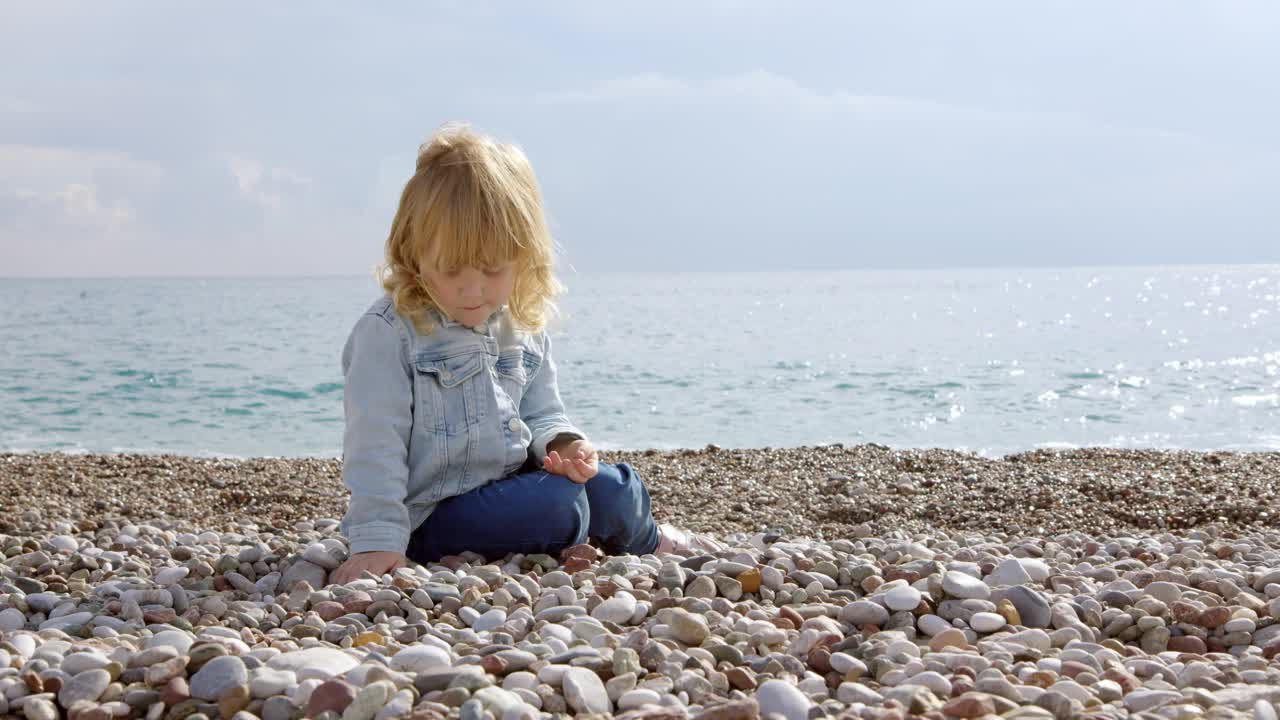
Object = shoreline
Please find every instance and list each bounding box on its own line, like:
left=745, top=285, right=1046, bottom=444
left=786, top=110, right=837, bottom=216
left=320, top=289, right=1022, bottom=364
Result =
left=3, top=444, right=1277, bottom=539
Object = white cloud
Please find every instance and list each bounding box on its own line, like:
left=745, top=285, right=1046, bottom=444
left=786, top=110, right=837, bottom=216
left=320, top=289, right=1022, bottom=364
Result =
left=12, top=184, right=132, bottom=229
left=0, top=145, right=163, bottom=189
left=0, top=145, right=157, bottom=237
left=1, top=96, right=41, bottom=113
left=528, top=69, right=1230, bottom=151
left=226, top=155, right=312, bottom=209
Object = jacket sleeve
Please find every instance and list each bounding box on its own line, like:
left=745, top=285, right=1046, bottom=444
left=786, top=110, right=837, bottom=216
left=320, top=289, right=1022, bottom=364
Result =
left=520, top=331, right=586, bottom=464
left=339, top=311, right=414, bottom=555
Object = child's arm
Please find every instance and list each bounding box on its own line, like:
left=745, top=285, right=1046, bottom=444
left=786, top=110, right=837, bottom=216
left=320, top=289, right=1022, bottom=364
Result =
left=520, top=332, right=586, bottom=466
left=338, top=312, right=414, bottom=557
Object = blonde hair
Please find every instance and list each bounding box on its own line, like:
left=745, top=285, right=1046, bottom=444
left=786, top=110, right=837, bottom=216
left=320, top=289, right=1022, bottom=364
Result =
left=377, top=122, right=564, bottom=335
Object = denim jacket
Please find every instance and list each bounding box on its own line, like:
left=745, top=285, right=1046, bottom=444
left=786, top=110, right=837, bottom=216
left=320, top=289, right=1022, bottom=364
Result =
left=339, top=295, right=584, bottom=554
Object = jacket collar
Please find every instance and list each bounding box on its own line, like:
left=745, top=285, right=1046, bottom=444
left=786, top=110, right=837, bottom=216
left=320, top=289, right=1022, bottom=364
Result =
left=431, top=304, right=507, bottom=332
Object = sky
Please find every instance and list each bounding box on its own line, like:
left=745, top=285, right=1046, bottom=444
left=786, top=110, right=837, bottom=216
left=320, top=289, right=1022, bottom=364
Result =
left=1, top=1, right=1278, bottom=278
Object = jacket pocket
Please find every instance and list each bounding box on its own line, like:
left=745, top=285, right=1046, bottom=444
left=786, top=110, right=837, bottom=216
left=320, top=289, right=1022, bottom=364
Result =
left=520, top=346, right=543, bottom=378
left=414, top=350, right=485, bottom=435
left=495, top=350, right=528, bottom=384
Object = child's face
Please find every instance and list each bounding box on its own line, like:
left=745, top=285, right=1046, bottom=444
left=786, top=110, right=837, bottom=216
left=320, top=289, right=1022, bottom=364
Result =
left=422, top=261, right=517, bottom=326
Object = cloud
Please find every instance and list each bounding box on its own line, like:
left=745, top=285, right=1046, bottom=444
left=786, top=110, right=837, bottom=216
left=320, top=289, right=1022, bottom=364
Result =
left=11, top=184, right=132, bottom=229
left=226, top=155, right=312, bottom=210
left=0, top=145, right=160, bottom=232
left=527, top=69, right=1209, bottom=144
left=1, top=96, right=41, bottom=113
left=0, top=144, right=164, bottom=188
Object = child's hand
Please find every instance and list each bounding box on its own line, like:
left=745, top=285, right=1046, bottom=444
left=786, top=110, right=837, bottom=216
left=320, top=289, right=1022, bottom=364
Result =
left=543, top=439, right=599, bottom=484
left=330, top=551, right=406, bottom=585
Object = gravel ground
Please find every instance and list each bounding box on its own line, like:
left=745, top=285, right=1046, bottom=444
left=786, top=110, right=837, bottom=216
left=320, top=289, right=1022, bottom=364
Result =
left=2, top=445, right=1279, bottom=538
left=2, top=446, right=1280, bottom=720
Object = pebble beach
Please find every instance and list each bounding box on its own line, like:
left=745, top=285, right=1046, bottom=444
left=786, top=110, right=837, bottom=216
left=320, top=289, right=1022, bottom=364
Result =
left=3, top=445, right=1280, bottom=720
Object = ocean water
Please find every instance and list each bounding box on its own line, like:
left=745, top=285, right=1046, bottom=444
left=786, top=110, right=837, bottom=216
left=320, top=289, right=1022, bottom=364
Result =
left=1, top=265, right=1277, bottom=458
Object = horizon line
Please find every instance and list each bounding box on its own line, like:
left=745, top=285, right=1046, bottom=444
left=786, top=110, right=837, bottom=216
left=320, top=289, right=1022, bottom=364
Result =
left=3, top=260, right=1280, bottom=281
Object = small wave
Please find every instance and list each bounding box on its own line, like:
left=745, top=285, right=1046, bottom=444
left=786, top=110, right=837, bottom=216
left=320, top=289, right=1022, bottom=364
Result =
left=312, top=382, right=343, bottom=394
left=223, top=408, right=253, bottom=415
left=259, top=388, right=310, bottom=400
left=1066, top=371, right=1105, bottom=379
left=1034, top=441, right=1080, bottom=450
left=1232, top=394, right=1278, bottom=407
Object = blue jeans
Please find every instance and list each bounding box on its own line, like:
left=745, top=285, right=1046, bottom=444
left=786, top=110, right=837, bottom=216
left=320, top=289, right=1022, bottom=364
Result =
left=405, top=461, right=660, bottom=563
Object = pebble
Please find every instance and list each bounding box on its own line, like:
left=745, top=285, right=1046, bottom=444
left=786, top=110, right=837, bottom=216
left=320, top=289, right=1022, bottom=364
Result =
left=884, top=584, right=922, bottom=611
left=590, top=591, right=637, bottom=625
left=757, top=679, right=812, bottom=720
left=943, top=570, right=991, bottom=599
left=390, top=645, right=451, bottom=673
left=58, top=669, right=112, bottom=707
left=190, top=655, right=249, bottom=701
left=970, top=611, right=1007, bottom=633
left=668, top=608, right=710, bottom=645
left=840, top=599, right=889, bottom=626
left=562, top=667, right=610, bottom=714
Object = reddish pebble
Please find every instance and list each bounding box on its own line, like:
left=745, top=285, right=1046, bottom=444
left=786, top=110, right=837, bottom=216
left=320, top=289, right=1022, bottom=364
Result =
left=1060, top=660, right=1092, bottom=678
left=562, top=557, right=591, bottom=573
left=307, top=679, right=357, bottom=717
left=942, top=693, right=996, bottom=718
left=807, top=647, right=832, bottom=673
left=560, top=544, right=599, bottom=562
left=884, top=568, right=920, bottom=584
left=950, top=678, right=974, bottom=697
left=142, top=608, right=177, bottom=624
left=779, top=606, right=804, bottom=628
left=1168, top=636, right=1207, bottom=655
left=481, top=655, right=509, bottom=674
left=212, top=576, right=231, bottom=592
left=438, top=555, right=466, bottom=570
left=1198, top=606, right=1232, bottom=629
left=313, top=601, right=346, bottom=621
left=1102, top=667, right=1141, bottom=693
left=341, top=591, right=373, bottom=615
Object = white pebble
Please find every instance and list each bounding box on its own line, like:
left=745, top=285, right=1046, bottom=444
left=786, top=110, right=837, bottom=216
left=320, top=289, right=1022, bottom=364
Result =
left=970, top=612, right=1007, bottom=633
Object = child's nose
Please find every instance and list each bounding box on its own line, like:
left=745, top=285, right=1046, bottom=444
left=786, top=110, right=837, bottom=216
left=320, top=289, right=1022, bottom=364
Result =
left=459, top=271, right=485, bottom=296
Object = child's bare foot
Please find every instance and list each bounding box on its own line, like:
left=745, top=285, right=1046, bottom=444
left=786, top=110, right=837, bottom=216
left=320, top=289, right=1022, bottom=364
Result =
left=654, top=523, right=725, bottom=556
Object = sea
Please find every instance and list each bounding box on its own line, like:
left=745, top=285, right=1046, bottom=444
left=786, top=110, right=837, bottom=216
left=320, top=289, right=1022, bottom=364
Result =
left=1, top=265, right=1277, bottom=459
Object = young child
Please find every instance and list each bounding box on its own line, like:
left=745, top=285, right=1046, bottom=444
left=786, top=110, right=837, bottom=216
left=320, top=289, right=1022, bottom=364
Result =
left=331, top=124, right=721, bottom=584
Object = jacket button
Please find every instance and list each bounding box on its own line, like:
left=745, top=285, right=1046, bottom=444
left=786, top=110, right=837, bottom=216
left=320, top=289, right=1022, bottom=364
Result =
left=507, top=417, right=521, bottom=432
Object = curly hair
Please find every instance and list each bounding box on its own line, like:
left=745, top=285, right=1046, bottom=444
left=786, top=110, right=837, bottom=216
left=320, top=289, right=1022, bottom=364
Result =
left=376, top=122, right=564, bottom=335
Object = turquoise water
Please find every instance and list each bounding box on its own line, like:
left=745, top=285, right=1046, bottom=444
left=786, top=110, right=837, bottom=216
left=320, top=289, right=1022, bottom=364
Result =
left=1, top=265, right=1277, bottom=458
